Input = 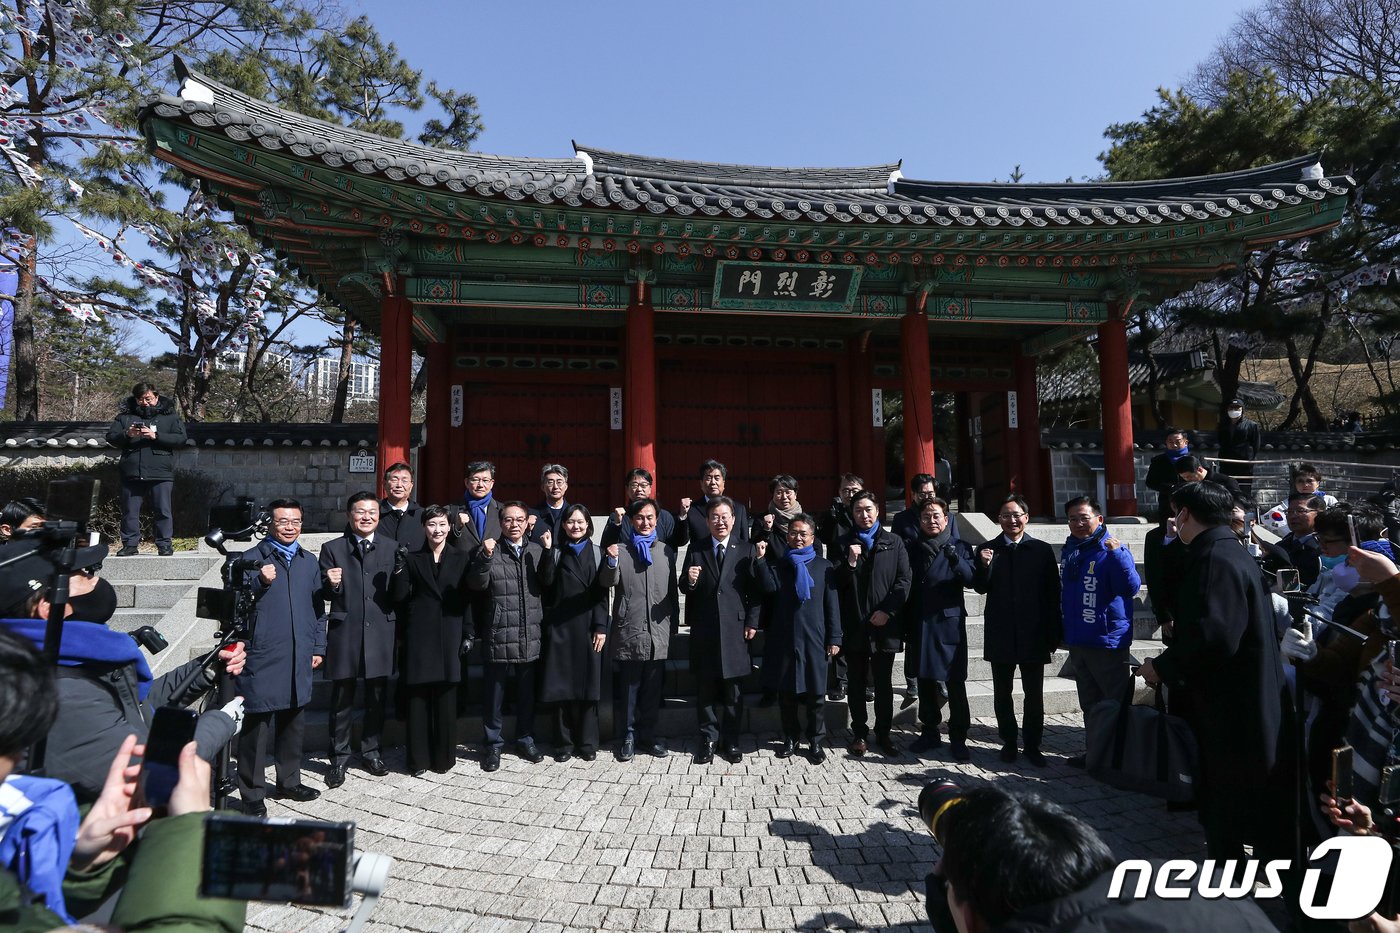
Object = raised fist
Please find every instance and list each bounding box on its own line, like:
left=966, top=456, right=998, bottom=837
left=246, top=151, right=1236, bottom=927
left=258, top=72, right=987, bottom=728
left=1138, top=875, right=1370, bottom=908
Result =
left=762, top=514, right=774, bottom=531
left=1105, top=537, right=1121, bottom=551
left=847, top=544, right=861, bottom=567
left=679, top=497, right=692, bottom=515
left=526, top=514, right=538, bottom=532
left=325, top=566, right=343, bottom=588
left=539, top=530, right=552, bottom=551
left=482, top=538, right=497, bottom=557
left=755, top=541, right=768, bottom=559
left=979, top=548, right=994, bottom=566
left=687, top=564, right=702, bottom=585
left=259, top=562, right=277, bottom=584
left=606, top=544, right=619, bottom=560
left=612, top=507, right=626, bottom=525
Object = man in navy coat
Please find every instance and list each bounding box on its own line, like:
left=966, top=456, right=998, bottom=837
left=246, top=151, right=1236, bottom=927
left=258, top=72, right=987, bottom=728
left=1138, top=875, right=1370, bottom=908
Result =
left=235, top=498, right=326, bottom=815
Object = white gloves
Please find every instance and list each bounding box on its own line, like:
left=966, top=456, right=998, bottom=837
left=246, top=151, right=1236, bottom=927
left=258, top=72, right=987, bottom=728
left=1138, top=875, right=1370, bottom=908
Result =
left=1281, top=627, right=1318, bottom=663
left=220, top=696, right=246, bottom=735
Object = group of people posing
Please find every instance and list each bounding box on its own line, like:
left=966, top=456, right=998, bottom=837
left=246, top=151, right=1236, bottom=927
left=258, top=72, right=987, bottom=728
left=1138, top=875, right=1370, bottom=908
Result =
left=229, top=456, right=1166, bottom=820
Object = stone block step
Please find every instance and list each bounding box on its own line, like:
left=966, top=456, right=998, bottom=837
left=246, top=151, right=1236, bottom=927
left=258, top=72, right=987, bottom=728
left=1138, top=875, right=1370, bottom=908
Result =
left=113, top=581, right=194, bottom=610
left=109, top=608, right=166, bottom=634
left=99, top=554, right=222, bottom=582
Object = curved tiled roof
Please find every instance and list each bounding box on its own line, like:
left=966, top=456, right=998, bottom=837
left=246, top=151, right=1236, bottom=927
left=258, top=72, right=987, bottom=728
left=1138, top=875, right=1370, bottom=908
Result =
left=0, top=422, right=424, bottom=449
left=140, top=62, right=1353, bottom=233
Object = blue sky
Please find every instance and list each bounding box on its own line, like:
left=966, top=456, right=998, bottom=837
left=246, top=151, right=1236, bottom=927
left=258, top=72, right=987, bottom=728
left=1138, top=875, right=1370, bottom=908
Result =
left=351, top=0, right=1257, bottom=184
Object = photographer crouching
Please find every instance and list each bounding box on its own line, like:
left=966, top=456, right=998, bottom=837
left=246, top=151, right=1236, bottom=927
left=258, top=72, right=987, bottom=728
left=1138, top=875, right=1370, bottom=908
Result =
left=920, top=781, right=1276, bottom=931
left=0, top=540, right=246, bottom=804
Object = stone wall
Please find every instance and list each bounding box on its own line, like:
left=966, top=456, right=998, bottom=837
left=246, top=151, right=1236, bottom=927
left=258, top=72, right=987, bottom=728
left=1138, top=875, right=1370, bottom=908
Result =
left=0, top=439, right=410, bottom=532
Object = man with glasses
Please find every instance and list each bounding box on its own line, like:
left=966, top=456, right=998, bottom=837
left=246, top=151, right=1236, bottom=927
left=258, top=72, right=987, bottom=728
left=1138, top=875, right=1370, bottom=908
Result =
left=1276, top=493, right=1323, bottom=589
left=318, top=492, right=398, bottom=788
left=468, top=501, right=556, bottom=771
left=1059, top=496, right=1140, bottom=769
left=235, top=498, right=326, bottom=815
left=972, top=495, right=1061, bottom=765
left=818, top=473, right=864, bottom=702
left=530, top=464, right=572, bottom=545
left=378, top=462, right=424, bottom=552
left=601, top=468, right=691, bottom=550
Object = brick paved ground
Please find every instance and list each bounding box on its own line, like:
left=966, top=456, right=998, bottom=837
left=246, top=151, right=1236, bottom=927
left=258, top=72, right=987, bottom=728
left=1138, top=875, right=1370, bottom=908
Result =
left=244, top=711, right=1210, bottom=932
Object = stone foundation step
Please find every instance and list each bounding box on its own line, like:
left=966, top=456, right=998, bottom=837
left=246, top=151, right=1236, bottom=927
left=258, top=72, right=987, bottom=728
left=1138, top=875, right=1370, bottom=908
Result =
left=298, top=676, right=1087, bottom=753
left=113, top=581, right=193, bottom=610
left=99, top=553, right=222, bottom=582
left=109, top=608, right=167, bottom=634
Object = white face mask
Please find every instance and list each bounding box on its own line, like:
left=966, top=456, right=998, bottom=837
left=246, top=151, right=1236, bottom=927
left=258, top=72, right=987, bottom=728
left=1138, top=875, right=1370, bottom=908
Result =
left=1227, top=409, right=1243, bottom=419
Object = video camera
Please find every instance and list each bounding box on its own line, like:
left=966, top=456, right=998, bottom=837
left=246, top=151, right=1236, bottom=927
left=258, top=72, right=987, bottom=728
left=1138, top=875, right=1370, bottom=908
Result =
left=917, top=779, right=967, bottom=933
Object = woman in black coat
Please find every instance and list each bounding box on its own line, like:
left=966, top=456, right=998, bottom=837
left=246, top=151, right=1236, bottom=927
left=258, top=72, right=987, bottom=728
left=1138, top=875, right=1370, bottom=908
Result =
left=539, top=504, right=619, bottom=762
left=907, top=498, right=976, bottom=760
left=390, top=505, right=470, bottom=776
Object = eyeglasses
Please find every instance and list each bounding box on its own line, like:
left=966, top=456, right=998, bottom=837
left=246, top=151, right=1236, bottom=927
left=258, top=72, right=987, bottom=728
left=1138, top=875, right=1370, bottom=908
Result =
left=350, top=509, right=378, bottom=517
left=1067, top=515, right=1097, bottom=524
left=1285, top=508, right=1317, bottom=516
left=501, top=516, right=529, bottom=525
left=1316, top=536, right=1348, bottom=546
left=998, top=512, right=1028, bottom=521
left=273, top=518, right=303, bottom=527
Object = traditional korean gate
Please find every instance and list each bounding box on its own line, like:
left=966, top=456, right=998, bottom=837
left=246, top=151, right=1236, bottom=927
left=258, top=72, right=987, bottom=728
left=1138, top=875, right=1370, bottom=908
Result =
left=657, top=357, right=840, bottom=512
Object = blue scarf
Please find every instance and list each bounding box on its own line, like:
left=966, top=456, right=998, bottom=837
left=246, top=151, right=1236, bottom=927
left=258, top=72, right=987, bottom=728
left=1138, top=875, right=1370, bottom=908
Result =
left=1169, top=444, right=1191, bottom=462
left=1061, top=524, right=1107, bottom=561
left=787, top=545, right=817, bottom=602
left=568, top=540, right=588, bottom=556
left=267, top=537, right=300, bottom=564
left=631, top=529, right=657, bottom=566
left=857, top=526, right=879, bottom=552
left=2, top=617, right=153, bottom=700
left=466, top=491, right=493, bottom=533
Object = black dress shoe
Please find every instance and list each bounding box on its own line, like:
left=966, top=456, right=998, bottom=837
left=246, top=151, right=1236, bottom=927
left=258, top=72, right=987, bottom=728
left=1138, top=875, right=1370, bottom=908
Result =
left=555, top=748, right=574, bottom=763
left=640, top=739, right=667, bottom=758
left=579, top=750, right=597, bottom=762
left=910, top=731, right=942, bottom=752
left=241, top=800, right=267, bottom=817
left=951, top=741, right=971, bottom=762
left=482, top=751, right=501, bottom=773
left=115, top=545, right=139, bottom=557
left=848, top=737, right=868, bottom=756
left=694, top=742, right=715, bottom=765
left=363, top=757, right=389, bottom=777
left=411, top=768, right=429, bottom=778
left=828, top=688, right=846, bottom=702
left=721, top=745, right=743, bottom=764
left=808, top=745, right=827, bottom=765
left=776, top=739, right=797, bottom=759
left=616, top=739, right=635, bottom=762
left=156, top=544, right=174, bottom=556
left=273, top=784, right=320, bottom=802
left=899, top=693, right=917, bottom=710
left=324, top=765, right=346, bottom=789
left=876, top=735, right=901, bottom=756
left=516, top=741, right=544, bottom=764
left=999, top=743, right=1018, bottom=763
left=1024, top=748, right=1047, bottom=767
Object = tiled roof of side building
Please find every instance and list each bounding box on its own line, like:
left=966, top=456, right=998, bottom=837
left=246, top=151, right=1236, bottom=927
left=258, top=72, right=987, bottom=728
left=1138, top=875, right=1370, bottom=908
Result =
left=140, top=62, right=1353, bottom=230
left=0, top=422, right=424, bottom=449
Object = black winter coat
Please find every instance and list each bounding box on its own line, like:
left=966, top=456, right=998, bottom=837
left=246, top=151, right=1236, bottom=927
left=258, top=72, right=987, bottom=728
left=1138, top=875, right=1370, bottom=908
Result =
left=237, top=538, right=326, bottom=713
left=529, top=500, right=570, bottom=545
left=1151, top=525, right=1291, bottom=789
left=680, top=536, right=760, bottom=680
left=539, top=542, right=617, bottom=702
left=318, top=531, right=398, bottom=681
left=1144, top=450, right=1188, bottom=516
left=377, top=500, right=425, bottom=552
left=105, top=395, right=187, bottom=481
left=971, top=535, right=1060, bottom=666
left=1143, top=526, right=1187, bottom=628
left=1218, top=416, right=1262, bottom=461
left=391, top=548, right=470, bottom=685
left=832, top=529, right=911, bottom=654
left=685, top=500, right=750, bottom=545
left=468, top=540, right=556, bottom=664
left=753, top=554, right=841, bottom=696
left=907, top=535, right=976, bottom=681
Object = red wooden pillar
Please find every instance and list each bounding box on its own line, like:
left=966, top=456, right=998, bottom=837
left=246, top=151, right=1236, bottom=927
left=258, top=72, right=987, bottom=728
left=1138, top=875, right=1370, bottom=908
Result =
left=1014, top=353, right=1046, bottom=514
left=848, top=333, right=875, bottom=489
left=1097, top=304, right=1137, bottom=516
left=623, top=282, right=657, bottom=488
left=422, top=341, right=452, bottom=505
left=901, top=296, right=936, bottom=503
left=377, top=286, right=412, bottom=498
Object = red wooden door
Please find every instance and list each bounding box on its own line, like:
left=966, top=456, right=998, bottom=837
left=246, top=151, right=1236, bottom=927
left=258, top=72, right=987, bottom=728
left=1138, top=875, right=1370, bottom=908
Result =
left=462, top=382, right=611, bottom=512
left=658, top=358, right=839, bottom=512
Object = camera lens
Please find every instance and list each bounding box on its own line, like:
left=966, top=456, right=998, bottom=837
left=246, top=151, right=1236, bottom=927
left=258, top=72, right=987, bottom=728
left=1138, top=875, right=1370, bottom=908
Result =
left=918, top=779, right=965, bottom=844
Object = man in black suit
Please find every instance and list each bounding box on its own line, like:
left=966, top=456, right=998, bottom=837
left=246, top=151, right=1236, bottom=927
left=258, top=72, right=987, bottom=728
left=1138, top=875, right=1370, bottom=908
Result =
left=834, top=490, right=912, bottom=757
left=318, top=492, right=399, bottom=787
left=530, top=463, right=571, bottom=545
left=971, top=494, right=1061, bottom=766
left=600, top=468, right=691, bottom=550
left=377, top=461, right=425, bottom=553
left=891, top=473, right=938, bottom=546
left=680, top=496, right=758, bottom=765
left=1140, top=480, right=1292, bottom=863
left=1277, top=492, right=1323, bottom=589
left=685, top=460, right=750, bottom=544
